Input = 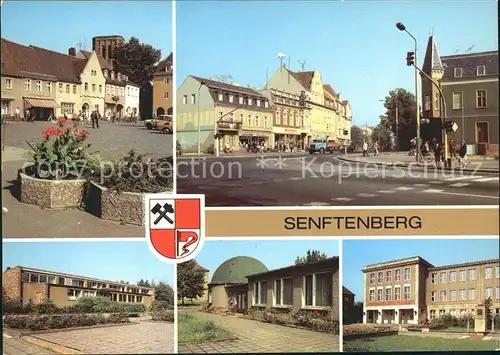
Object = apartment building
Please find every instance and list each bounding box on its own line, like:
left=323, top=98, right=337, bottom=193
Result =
left=2, top=266, right=154, bottom=308
left=362, top=257, right=500, bottom=325
left=152, top=53, right=173, bottom=117
left=176, top=76, right=273, bottom=153
left=421, top=36, right=498, bottom=155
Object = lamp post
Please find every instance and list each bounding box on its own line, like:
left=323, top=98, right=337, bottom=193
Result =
left=461, top=102, right=465, bottom=142
left=396, top=22, right=420, bottom=164
left=196, top=81, right=205, bottom=157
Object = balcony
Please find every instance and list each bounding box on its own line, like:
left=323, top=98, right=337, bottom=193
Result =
left=217, top=120, right=243, bottom=131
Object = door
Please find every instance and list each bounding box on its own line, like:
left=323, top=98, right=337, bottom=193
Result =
left=476, top=122, right=489, bottom=155
left=34, top=293, right=43, bottom=304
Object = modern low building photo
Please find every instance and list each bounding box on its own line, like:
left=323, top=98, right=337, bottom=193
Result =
left=342, top=239, right=500, bottom=353
left=2, top=241, right=175, bottom=354
left=177, top=239, right=341, bottom=353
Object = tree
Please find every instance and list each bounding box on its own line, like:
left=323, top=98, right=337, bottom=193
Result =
left=350, top=125, right=364, bottom=149
left=137, top=279, right=145, bottom=287
left=379, top=88, right=418, bottom=151
left=177, top=260, right=206, bottom=305
left=295, top=250, right=329, bottom=265
left=155, top=282, right=174, bottom=306
left=371, top=123, right=393, bottom=151
left=143, top=280, right=151, bottom=288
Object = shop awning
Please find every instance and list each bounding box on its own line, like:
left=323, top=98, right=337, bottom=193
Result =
left=24, top=98, right=59, bottom=109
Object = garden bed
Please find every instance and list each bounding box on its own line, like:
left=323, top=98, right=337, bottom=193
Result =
left=151, top=309, right=175, bottom=322
left=178, top=313, right=237, bottom=344
left=343, top=324, right=399, bottom=339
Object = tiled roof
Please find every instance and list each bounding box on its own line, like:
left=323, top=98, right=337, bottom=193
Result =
left=154, top=52, right=173, bottom=76
left=343, top=286, right=355, bottom=295
left=191, top=75, right=267, bottom=98
left=422, top=36, right=444, bottom=73
left=342, top=100, right=349, bottom=106
left=79, top=50, right=112, bottom=70
left=1, top=38, right=86, bottom=84
left=441, top=51, right=498, bottom=80
left=323, top=84, right=337, bottom=97
left=288, top=69, right=315, bottom=90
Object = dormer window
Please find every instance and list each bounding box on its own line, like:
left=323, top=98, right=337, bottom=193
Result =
left=218, top=93, right=223, bottom=101
left=103, top=70, right=108, bottom=78
left=111, top=71, right=115, bottom=80
left=117, top=73, right=121, bottom=81
left=477, top=65, right=486, bottom=76
left=454, top=68, right=463, bottom=78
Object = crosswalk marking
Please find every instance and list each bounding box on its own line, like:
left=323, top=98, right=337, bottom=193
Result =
left=429, top=181, right=444, bottom=184
left=303, top=202, right=331, bottom=206
left=394, top=187, right=414, bottom=191
left=423, top=189, right=444, bottom=193
left=413, top=183, right=430, bottom=187
left=448, top=183, right=470, bottom=188
left=331, top=197, right=354, bottom=202
left=377, top=190, right=396, bottom=194
left=473, top=177, right=499, bottom=182
left=289, top=177, right=302, bottom=180
left=445, top=175, right=483, bottom=181
left=357, top=193, right=378, bottom=197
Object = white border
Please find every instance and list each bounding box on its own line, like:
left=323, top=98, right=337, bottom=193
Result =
left=171, top=0, right=178, bottom=196
left=338, top=239, right=344, bottom=352
left=205, top=205, right=498, bottom=211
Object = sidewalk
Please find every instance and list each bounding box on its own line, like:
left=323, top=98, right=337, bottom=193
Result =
left=338, top=151, right=499, bottom=173
left=178, top=151, right=310, bottom=160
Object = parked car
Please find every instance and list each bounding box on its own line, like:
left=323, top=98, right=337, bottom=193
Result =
left=153, top=116, right=173, bottom=134
left=176, top=140, right=182, bottom=156
left=309, top=138, right=341, bottom=154
left=144, top=118, right=155, bottom=130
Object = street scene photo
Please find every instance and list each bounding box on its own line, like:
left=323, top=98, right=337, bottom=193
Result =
left=1, top=1, right=174, bottom=237
left=176, top=239, right=340, bottom=353
left=2, top=241, right=175, bottom=355
left=176, top=1, right=498, bottom=207
left=342, top=239, right=500, bottom=352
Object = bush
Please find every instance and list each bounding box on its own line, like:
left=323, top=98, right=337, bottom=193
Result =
left=262, top=310, right=294, bottom=325
left=429, top=314, right=459, bottom=330
left=3, top=313, right=127, bottom=331
left=151, top=310, right=175, bottom=322
left=33, top=298, right=58, bottom=315
left=72, top=297, right=146, bottom=314
left=88, top=150, right=172, bottom=193
left=295, top=313, right=338, bottom=334
left=3, top=298, right=24, bottom=314
left=150, top=300, right=173, bottom=311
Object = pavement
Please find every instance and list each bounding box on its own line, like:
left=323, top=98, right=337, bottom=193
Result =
left=3, top=321, right=174, bottom=354
left=2, top=121, right=172, bottom=238
left=177, top=153, right=499, bottom=206
left=178, top=310, right=339, bottom=353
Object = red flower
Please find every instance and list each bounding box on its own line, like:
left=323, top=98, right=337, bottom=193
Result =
left=27, top=314, right=33, bottom=319
left=57, top=117, right=67, bottom=127
left=41, top=127, right=63, bottom=138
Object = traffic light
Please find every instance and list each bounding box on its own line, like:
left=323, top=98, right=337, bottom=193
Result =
left=444, top=120, right=458, bottom=133
left=406, top=51, right=415, bottom=66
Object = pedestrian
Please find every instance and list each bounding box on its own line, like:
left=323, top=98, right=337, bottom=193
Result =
left=449, top=138, right=457, bottom=159
left=433, top=140, right=442, bottom=167
left=459, top=140, right=468, bottom=169
left=25, top=109, right=31, bottom=122
left=15, top=107, right=20, bottom=121
left=362, top=140, right=369, bottom=157
left=91, top=110, right=100, bottom=129
left=112, top=112, right=116, bottom=124
left=373, top=141, right=379, bottom=156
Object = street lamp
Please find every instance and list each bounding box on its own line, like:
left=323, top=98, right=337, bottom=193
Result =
left=396, top=22, right=420, bottom=163
left=196, top=81, right=205, bottom=157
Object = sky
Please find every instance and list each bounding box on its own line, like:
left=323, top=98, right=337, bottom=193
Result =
left=1, top=1, right=172, bottom=59
left=195, top=239, right=339, bottom=280
left=176, top=0, right=498, bottom=126
left=3, top=241, right=174, bottom=286
left=343, top=238, right=500, bottom=302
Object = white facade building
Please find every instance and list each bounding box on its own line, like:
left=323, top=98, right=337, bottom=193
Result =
left=124, top=83, right=140, bottom=117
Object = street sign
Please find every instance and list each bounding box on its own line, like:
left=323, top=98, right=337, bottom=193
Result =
left=451, top=122, right=458, bottom=132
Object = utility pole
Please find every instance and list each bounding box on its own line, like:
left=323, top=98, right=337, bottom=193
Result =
left=395, top=105, right=399, bottom=151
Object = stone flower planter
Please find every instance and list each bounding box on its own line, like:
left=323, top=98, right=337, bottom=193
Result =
left=84, top=182, right=170, bottom=226
left=19, top=171, right=86, bottom=209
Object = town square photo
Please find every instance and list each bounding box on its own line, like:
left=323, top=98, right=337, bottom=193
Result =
left=2, top=240, right=175, bottom=354
left=175, top=0, right=498, bottom=207
left=1, top=1, right=174, bottom=238
left=176, top=239, right=340, bottom=353
left=342, top=238, right=500, bottom=352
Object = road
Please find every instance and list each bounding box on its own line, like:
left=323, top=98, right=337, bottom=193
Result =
left=177, top=154, right=499, bottom=206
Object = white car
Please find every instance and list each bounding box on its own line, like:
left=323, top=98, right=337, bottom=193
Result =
left=144, top=118, right=154, bottom=130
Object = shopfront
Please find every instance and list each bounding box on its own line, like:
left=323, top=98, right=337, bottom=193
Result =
left=24, top=97, right=59, bottom=121
left=273, top=127, right=305, bottom=150
left=239, top=130, right=272, bottom=150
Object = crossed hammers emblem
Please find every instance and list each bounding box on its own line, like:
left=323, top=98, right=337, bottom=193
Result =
left=151, top=202, right=174, bottom=225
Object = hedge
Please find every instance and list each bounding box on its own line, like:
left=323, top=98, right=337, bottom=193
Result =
left=151, top=309, right=175, bottom=322
left=4, top=313, right=130, bottom=331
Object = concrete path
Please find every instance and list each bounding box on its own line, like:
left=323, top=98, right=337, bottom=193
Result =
left=2, top=333, right=55, bottom=355
left=178, top=311, right=339, bottom=353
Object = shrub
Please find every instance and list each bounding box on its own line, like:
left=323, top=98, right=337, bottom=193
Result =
left=3, top=298, right=24, bottom=314
left=88, top=150, right=172, bottom=193
left=456, top=314, right=475, bottom=328
left=295, top=313, right=338, bottom=334
left=33, top=298, right=58, bottom=315
left=262, top=310, right=294, bottom=325
left=150, top=300, right=173, bottom=312
left=3, top=313, right=125, bottom=331
left=106, top=313, right=130, bottom=324
left=151, top=310, right=175, bottom=322
left=72, top=297, right=146, bottom=314
left=25, top=117, right=96, bottom=180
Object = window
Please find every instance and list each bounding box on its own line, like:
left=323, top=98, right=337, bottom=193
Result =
left=485, top=267, right=493, bottom=279
left=430, top=310, right=436, bottom=320
left=290, top=114, right=294, bottom=127
left=377, top=289, right=383, bottom=301
left=469, top=288, right=476, bottom=300
left=403, top=268, right=411, bottom=281
left=46, top=82, right=52, bottom=93
left=107, top=85, right=111, bottom=94
left=304, top=273, right=333, bottom=307
left=191, top=94, right=195, bottom=104
left=99, top=85, right=102, bottom=94
left=36, top=80, right=42, bottom=92
left=256, top=99, right=261, bottom=107
left=439, top=290, right=447, bottom=301
left=68, top=289, right=78, bottom=299
left=229, top=112, right=234, bottom=122
left=459, top=289, right=466, bottom=301
left=431, top=291, right=436, bottom=302
left=163, top=92, right=169, bottom=99
left=238, top=96, right=243, bottom=105
left=477, top=65, right=486, bottom=76
left=431, top=273, right=437, bottom=284
left=439, top=309, right=446, bottom=317
left=424, top=94, right=430, bottom=111
left=275, top=111, right=281, bottom=125
left=92, top=84, right=96, bottom=92
left=5, top=78, right=12, bottom=89
left=253, top=281, right=267, bottom=305
left=183, top=95, right=187, bottom=104
left=24, top=79, right=31, bottom=91
left=386, top=271, right=392, bottom=282
left=387, top=286, right=397, bottom=301
left=369, top=289, right=375, bottom=301
left=476, top=90, right=487, bottom=108
left=66, top=84, right=70, bottom=94
left=449, top=271, right=457, bottom=283
left=385, top=288, right=392, bottom=301
left=48, top=276, right=56, bottom=284
left=61, top=103, right=75, bottom=115
left=247, top=114, right=252, bottom=127
left=264, top=117, right=268, bottom=128
left=248, top=98, right=252, bottom=106
left=450, top=289, right=457, bottom=301
left=84, top=83, right=88, bottom=92
left=469, top=269, right=476, bottom=281
left=434, top=92, right=440, bottom=110
left=454, top=67, right=463, bottom=78
left=369, top=273, right=375, bottom=284
left=459, top=270, right=466, bottom=282
left=440, top=272, right=447, bottom=284
left=163, top=77, right=169, bottom=84
left=377, top=272, right=383, bottom=283
left=229, top=95, right=234, bottom=103
left=452, top=92, right=463, bottom=110
left=274, top=278, right=293, bottom=306
left=29, top=273, right=38, bottom=283
left=485, top=287, right=493, bottom=299
left=40, top=274, right=48, bottom=283
left=283, top=112, right=288, bottom=125
left=496, top=287, right=500, bottom=300
left=264, top=101, right=269, bottom=108
left=218, top=93, right=223, bottom=101
left=395, top=269, right=401, bottom=281
left=403, top=286, right=411, bottom=300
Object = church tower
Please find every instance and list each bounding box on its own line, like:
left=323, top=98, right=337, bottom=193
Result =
left=421, top=36, right=445, bottom=119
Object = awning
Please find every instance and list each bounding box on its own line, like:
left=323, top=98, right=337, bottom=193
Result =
left=1, top=97, right=15, bottom=101
left=24, top=98, right=59, bottom=109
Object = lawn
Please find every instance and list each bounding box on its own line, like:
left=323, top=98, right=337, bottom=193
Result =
left=343, top=335, right=499, bottom=352
left=177, top=313, right=234, bottom=344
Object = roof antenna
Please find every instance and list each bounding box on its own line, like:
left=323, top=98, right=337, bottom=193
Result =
left=77, top=39, right=86, bottom=51
left=298, top=60, right=306, bottom=72
left=277, top=53, right=286, bottom=68
left=465, top=45, right=475, bottom=53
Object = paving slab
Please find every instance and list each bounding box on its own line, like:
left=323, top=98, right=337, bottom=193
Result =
left=3, top=333, right=55, bottom=355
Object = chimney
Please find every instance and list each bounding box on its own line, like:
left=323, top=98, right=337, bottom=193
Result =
left=68, top=47, right=76, bottom=56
